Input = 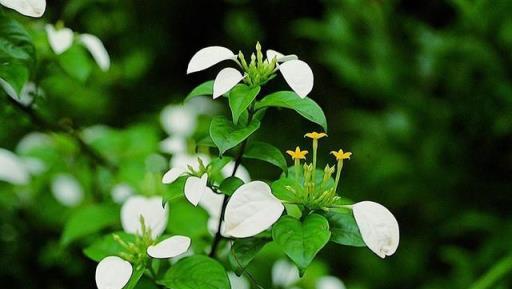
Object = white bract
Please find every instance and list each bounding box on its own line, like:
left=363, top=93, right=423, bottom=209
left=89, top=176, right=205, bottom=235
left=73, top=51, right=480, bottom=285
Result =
left=95, top=256, right=132, bottom=289
left=0, top=0, right=45, bottom=17
left=51, top=174, right=84, bottom=207
left=46, top=24, right=110, bottom=71
left=223, top=181, right=284, bottom=238
left=121, top=196, right=168, bottom=239
left=111, top=183, right=134, bottom=204
left=316, top=276, right=346, bottom=289
left=272, top=259, right=300, bottom=288
left=0, top=148, right=30, bottom=185
left=352, top=201, right=400, bottom=258
left=147, top=235, right=191, bottom=258
left=184, top=173, right=212, bottom=206
left=162, top=153, right=209, bottom=184
left=187, top=45, right=314, bottom=98
left=221, top=161, right=251, bottom=183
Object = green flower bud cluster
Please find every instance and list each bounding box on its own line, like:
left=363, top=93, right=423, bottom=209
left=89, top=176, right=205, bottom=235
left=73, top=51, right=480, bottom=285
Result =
left=238, top=42, right=278, bottom=87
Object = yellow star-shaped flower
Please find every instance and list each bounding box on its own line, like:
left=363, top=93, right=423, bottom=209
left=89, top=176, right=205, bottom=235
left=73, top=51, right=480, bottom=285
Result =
left=331, top=149, right=352, bottom=161
left=304, top=132, right=328, bottom=140
left=286, top=147, right=308, bottom=160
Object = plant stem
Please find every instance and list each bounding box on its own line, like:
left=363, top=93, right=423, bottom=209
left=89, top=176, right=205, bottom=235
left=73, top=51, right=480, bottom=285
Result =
left=469, top=254, right=512, bottom=289
left=6, top=96, right=117, bottom=171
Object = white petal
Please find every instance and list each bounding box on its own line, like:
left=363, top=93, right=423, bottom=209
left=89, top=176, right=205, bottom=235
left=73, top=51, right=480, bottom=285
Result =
left=198, top=188, right=224, bottom=218
left=22, top=157, right=46, bottom=175
left=0, top=148, right=30, bottom=185
left=223, top=181, right=284, bottom=238
left=279, top=60, right=314, bottom=98
left=147, top=235, right=191, bottom=258
left=266, top=49, right=298, bottom=63
left=160, top=136, right=187, bottom=154
left=111, top=183, right=134, bottom=204
left=353, top=201, right=400, bottom=258
left=45, top=25, right=74, bottom=55
left=0, top=0, right=45, bottom=17
left=160, top=105, right=197, bottom=136
left=51, top=174, right=84, bottom=207
left=213, top=67, right=244, bottom=99
left=170, top=153, right=210, bottom=171
left=272, top=259, right=300, bottom=288
left=184, top=174, right=209, bottom=206
left=228, top=272, right=250, bottom=289
left=121, top=196, right=168, bottom=238
left=187, top=46, right=236, bottom=74
left=316, top=276, right=346, bottom=289
left=221, top=161, right=251, bottom=183
left=95, top=256, right=132, bottom=289
left=162, top=167, right=186, bottom=184
left=16, top=132, right=52, bottom=154
left=80, top=34, right=111, bottom=71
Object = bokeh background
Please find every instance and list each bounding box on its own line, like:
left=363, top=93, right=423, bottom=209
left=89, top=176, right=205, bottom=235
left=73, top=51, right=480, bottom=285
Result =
left=1, top=0, right=512, bottom=289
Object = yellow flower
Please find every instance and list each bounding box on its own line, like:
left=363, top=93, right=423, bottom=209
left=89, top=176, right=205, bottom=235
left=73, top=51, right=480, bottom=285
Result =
left=286, top=147, right=308, bottom=160
left=331, top=149, right=352, bottom=161
left=304, top=132, right=328, bottom=140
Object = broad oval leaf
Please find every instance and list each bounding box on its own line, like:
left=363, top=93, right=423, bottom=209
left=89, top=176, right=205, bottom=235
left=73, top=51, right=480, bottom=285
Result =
left=228, top=84, right=260, bottom=124
left=228, top=237, right=270, bottom=276
left=271, top=177, right=301, bottom=202
left=209, top=115, right=260, bottom=155
left=58, top=44, right=93, bottom=82
left=272, top=214, right=331, bottom=275
left=244, top=141, right=287, bottom=173
left=160, top=255, right=230, bottom=289
left=255, top=91, right=327, bottom=131
left=219, top=176, right=244, bottom=196
left=324, top=209, right=365, bottom=247
left=185, top=80, right=214, bottom=102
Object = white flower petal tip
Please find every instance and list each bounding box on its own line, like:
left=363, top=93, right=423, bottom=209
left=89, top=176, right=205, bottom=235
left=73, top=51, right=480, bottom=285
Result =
left=353, top=201, right=400, bottom=258
left=147, top=235, right=191, bottom=259
left=0, top=148, right=30, bottom=185
left=45, top=25, right=74, bottom=55
left=80, top=34, right=111, bottom=71
left=160, top=105, right=197, bottom=136
left=266, top=49, right=298, bottom=63
left=184, top=174, right=209, bottom=206
left=213, top=67, right=244, bottom=99
left=0, top=0, right=46, bottom=17
left=51, top=174, right=84, bottom=207
left=279, top=60, right=314, bottom=98
left=95, top=256, right=132, bottom=289
left=187, top=46, right=236, bottom=74
left=223, top=181, right=284, bottom=238
left=162, top=168, right=185, bottom=184
left=316, top=276, right=346, bottom=289
left=121, top=196, right=168, bottom=238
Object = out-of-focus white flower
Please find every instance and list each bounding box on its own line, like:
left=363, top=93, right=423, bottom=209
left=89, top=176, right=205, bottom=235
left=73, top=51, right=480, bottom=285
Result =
left=316, top=276, right=346, bottom=289
left=147, top=235, right=191, bottom=259
left=223, top=181, right=284, bottom=238
left=160, top=104, right=197, bottom=137
left=187, top=45, right=313, bottom=98
left=45, top=24, right=110, bottom=71
left=0, top=148, right=30, bottom=185
left=51, top=174, right=84, bottom=207
left=198, top=187, right=224, bottom=235
left=0, top=0, right=45, bottom=17
left=160, top=136, right=187, bottom=154
left=5, top=82, right=42, bottom=106
left=95, top=256, right=132, bottom=289
left=221, top=161, right=250, bottom=183
left=111, top=183, right=134, bottom=204
left=228, top=272, right=250, bottom=289
left=22, top=157, right=46, bottom=175
left=185, top=96, right=220, bottom=115
left=272, top=259, right=300, bottom=288
left=352, top=201, right=399, bottom=258
left=16, top=132, right=52, bottom=154
left=121, top=196, right=168, bottom=239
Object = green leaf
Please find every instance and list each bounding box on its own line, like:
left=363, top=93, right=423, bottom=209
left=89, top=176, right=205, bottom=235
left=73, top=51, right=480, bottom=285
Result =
left=58, top=44, right=93, bottom=82
left=0, top=11, right=35, bottom=97
left=271, top=177, right=301, bottom=202
left=244, top=141, right=287, bottom=173
left=61, top=204, right=120, bottom=246
left=83, top=232, right=135, bottom=262
left=160, top=255, right=230, bottom=289
left=255, top=91, right=327, bottom=131
left=272, top=214, right=331, bottom=275
left=228, top=237, right=270, bottom=276
left=209, top=115, right=260, bottom=155
left=228, top=84, right=260, bottom=124
left=163, top=176, right=186, bottom=204
left=197, top=136, right=216, bottom=147
left=324, top=209, right=365, bottom=247
left=185, top=80, right=214, bottom=102
left=168, top=200, right=209, bottom=238
left=219, top=176, right=244, bottom=196
left=125, top=264, right=146, bottom=289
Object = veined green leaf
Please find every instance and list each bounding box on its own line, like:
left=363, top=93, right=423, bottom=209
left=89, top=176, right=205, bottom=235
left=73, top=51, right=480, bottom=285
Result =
left=209, top=115, right=260, bottom=155
left=324, top=208, right=365, bottom=247
left=244, top=141, right=287, bottom=172
left=228, top=84, right=260, bottom=125
left=228, top=237, right=270, bottom=276
left=160, top=255, right=230, bottom=289
left=185, top=80, right=214, bottom=102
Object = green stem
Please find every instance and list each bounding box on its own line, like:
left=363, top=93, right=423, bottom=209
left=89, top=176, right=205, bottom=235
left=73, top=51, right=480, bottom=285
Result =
left=294, top=159, right=300, bottom=180
left=333, top=159, right=343, bottom=192
left=312, top=139, right=318, bottom=187
left=469, top=254, right=512, bottom=289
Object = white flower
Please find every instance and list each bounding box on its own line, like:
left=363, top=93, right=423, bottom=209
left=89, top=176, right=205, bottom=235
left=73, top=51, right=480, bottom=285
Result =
left=120, top=196, right=168, bottom=239
left=184, top=173, right=212, bottom=206
left=111, top=183, right=134, bottom=204
left=5, top=82, right=42, bottom=105
left=51, top=174, right=84, bottom=207
left=316, top=276, right=346, bottom=289
left=0, top=0, right=45, bottom=17
left=147, top=235, right=191, bottom=258
left=228, top=272, right=250, bottom=289
left=187, top=46, right=314, bottom=98
left=160, top=136, right=187, bottom=154
left=95, top=256, right=132, bottom=289
left=223, top=181, right=284, bottom=238
left=352, top=201, right=399, bottom=258
left=16, top=132, right=52, bottom=154
left=46, top=24, right=110, bottom=70
left=0, top=148, right=30, bottom=185
left=272, top=259, right=300, bottom=288
left=160, top=104, right=197, bottom=137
